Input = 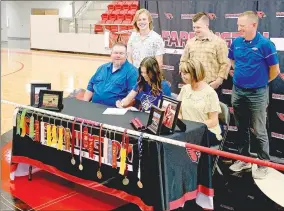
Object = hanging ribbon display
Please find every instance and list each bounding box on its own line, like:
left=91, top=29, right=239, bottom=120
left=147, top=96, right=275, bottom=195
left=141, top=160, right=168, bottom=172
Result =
left=65, top=128, right=71, bottom=151
left=51, top=124, right=58, bottom=147
left=137, top=133, right=144, bottom=188
left=79, top=122, right=84, bottom=171
left=46, top=123, right=52, bottom=146
left=97, top=124, right=103, bottom=179
left=29, top=115, right=35, bottom=139
left=57, top=126, right=64, bottom=150
left=71, top=120, right=76, bottom=165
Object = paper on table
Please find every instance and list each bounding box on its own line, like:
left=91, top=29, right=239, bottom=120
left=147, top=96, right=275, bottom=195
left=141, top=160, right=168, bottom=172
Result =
left=127, top=107, right=139, bottom=112
left=103, top=108, right=128, bottom=115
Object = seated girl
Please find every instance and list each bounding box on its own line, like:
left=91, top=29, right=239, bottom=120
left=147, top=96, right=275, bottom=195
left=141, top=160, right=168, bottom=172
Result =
left=116, top=57, right=171, bottom=111
left=178, top=59, right=222, bottom=142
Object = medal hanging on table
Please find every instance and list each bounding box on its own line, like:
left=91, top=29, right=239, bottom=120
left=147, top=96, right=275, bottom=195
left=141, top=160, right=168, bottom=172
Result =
left=51, top=119, right=58, bottom=148
left=83, top=126, right=89, bottom=149
left=65, top=121, right=71, bottom=151
left=112, top=131, right=117, bottom=169
left=25, top=117, right=30, bottom=135
left=57, top=119, right=64, bottom=150
left=88, top=125, right=94, bottom=159
left=34, top=114, right=40, bottom=142
left=119, top=129, right=129, bottom=185
left=16, top=112, right=21, bottom=135
left=119, top=129, right=127, bottom=175
left=97, top=124, right=103, bottom=179
left=107, top=130, right=113, bottom=166
left=40, top=120, right=46, bottom=145
left=78, top=122, right=84, bottom=171
left=71, top=120, right=76, bottom=165
left=20, top=109, right=28, bottom=137
left=29, top=114, right=35, bottom=140
left=137, top=133, right=144, bottom=188
left=46, top=121, right=52, bottom=146
left=103, top=129, right=109, bottom=165
left=122, top=132, right=130, bottom=186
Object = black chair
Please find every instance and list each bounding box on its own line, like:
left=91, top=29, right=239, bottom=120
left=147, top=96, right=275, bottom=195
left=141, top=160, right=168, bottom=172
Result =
left=212, top=102, right=230, bottom=175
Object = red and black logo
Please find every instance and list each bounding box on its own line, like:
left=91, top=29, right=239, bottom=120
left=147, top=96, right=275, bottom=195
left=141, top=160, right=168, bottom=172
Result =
left=277, top=112, right=284, bottom=121
left=207, top=13, right=217, bottom=20
left=256, top=11, right=266, bottom=19
left=186, top=147, right=201, bottom=163
left=164, top=13, right=174, bottom=20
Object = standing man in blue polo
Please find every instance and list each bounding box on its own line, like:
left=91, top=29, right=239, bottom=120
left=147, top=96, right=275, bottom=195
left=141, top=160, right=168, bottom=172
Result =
left=83, top=43, right=138, bottom=106
left=228, top=11, right=280, bottom=179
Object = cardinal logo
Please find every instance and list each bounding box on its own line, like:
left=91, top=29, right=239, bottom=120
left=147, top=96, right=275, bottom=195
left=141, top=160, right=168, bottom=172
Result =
left=277, top=112, right=284, bottom=121
left=256, top=11, right=266, bottom=19
left=207, top=13, right=217, bottom=20
left=164, top=13, right=174, bottom=20
left=186, top=147, right=201, bottom=163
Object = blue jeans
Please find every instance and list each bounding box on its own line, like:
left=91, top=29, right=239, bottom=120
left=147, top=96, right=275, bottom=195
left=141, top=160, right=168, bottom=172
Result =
left=231, top=85, right=270, bottom=160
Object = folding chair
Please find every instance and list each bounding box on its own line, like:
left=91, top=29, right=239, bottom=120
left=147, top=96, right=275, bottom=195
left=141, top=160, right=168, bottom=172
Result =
left=212, top=102, right=230, bottom=175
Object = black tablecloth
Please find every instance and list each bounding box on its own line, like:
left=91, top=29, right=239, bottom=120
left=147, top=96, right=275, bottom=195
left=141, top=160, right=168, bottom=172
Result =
left=12, top=98, right=213, bottom=210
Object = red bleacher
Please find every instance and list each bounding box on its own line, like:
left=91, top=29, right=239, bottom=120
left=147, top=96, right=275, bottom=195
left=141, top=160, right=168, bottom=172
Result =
left=94, top=1, right=139, bottom=33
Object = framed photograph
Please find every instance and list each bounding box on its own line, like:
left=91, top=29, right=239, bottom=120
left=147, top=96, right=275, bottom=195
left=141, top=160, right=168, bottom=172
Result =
left=38, top=90, right=64, bottom=112
left=146, top=105, right=165, bottom=135
left=159, top=95, right=181, bottom=133
left=30, top=83, right=51, bottom=106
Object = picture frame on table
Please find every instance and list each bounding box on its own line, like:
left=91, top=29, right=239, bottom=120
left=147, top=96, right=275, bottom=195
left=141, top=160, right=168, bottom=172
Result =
left=38, top=90, right=64, bottom=112
left=30, top=83, right=51, bottom=107
left=159, top=95, right=182, bottom=134
left=146, top=105, right=165, bottom=135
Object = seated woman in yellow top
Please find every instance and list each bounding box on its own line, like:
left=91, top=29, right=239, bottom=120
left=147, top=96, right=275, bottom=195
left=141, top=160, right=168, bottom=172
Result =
left=178, top=59, right=222, bottom=143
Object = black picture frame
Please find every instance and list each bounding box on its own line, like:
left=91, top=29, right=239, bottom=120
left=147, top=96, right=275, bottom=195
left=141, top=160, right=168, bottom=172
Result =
left=146, top=105, right=165, bottom=135
left=38, top=90, right=64, bottom=112
left=159, top=95, right=181, bottom=134
left=30, top=83, right=51, bottom=106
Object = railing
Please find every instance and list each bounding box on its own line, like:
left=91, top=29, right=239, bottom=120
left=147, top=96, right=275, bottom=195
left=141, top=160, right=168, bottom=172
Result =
left=59, top=18, right=134, bottom=34
left=74, top=1, right=93, bottom=19
left=2, top=98, right=284, bottom=172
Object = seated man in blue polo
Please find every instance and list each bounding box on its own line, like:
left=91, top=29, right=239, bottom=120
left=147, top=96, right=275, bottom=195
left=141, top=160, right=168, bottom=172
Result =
left=83, top=43, right=138, bottom=106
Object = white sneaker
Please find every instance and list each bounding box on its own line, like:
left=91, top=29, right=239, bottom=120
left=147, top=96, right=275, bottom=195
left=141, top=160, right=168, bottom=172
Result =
left=229, top=161, right=252, bottom=172
left=252, top=166, right=269, bottom=179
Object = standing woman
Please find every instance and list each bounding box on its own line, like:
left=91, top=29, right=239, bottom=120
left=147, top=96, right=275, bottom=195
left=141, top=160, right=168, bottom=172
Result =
left=127, top=9, right=165, bottom=68
left=116, top=57, right=171, bottom=111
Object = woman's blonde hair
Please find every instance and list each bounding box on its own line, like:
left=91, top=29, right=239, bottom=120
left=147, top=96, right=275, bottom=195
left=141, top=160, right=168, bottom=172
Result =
left=133, top=9, right=153, bottom=32
left=179, top=59, right=205, bottom=83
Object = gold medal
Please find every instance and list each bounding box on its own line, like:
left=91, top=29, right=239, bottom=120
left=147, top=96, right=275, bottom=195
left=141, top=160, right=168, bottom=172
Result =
left=79, top=164, right=83, bottom=171
left=97, top=170, right=102, bottom=179
left=137, top=180, right=143, bottom=188
left=71, top=157, right=76, bottom=165
left=122, top=177, right=129, bottom=186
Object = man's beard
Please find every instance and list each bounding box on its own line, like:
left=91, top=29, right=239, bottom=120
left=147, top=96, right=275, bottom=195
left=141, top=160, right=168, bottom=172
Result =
left=113, top=60, right=123, bottom=68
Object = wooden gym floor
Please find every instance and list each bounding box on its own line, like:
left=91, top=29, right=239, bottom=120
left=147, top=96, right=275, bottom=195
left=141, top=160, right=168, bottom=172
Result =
left=1, top=47, right=110, bottom=135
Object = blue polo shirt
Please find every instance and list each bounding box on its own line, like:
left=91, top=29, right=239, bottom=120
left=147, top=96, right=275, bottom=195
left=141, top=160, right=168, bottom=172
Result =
left=87, top=60, right=138, bottom=107
left=133, top=80, right=171, bottom=111
left=228, top=32, right=279, bottom=88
